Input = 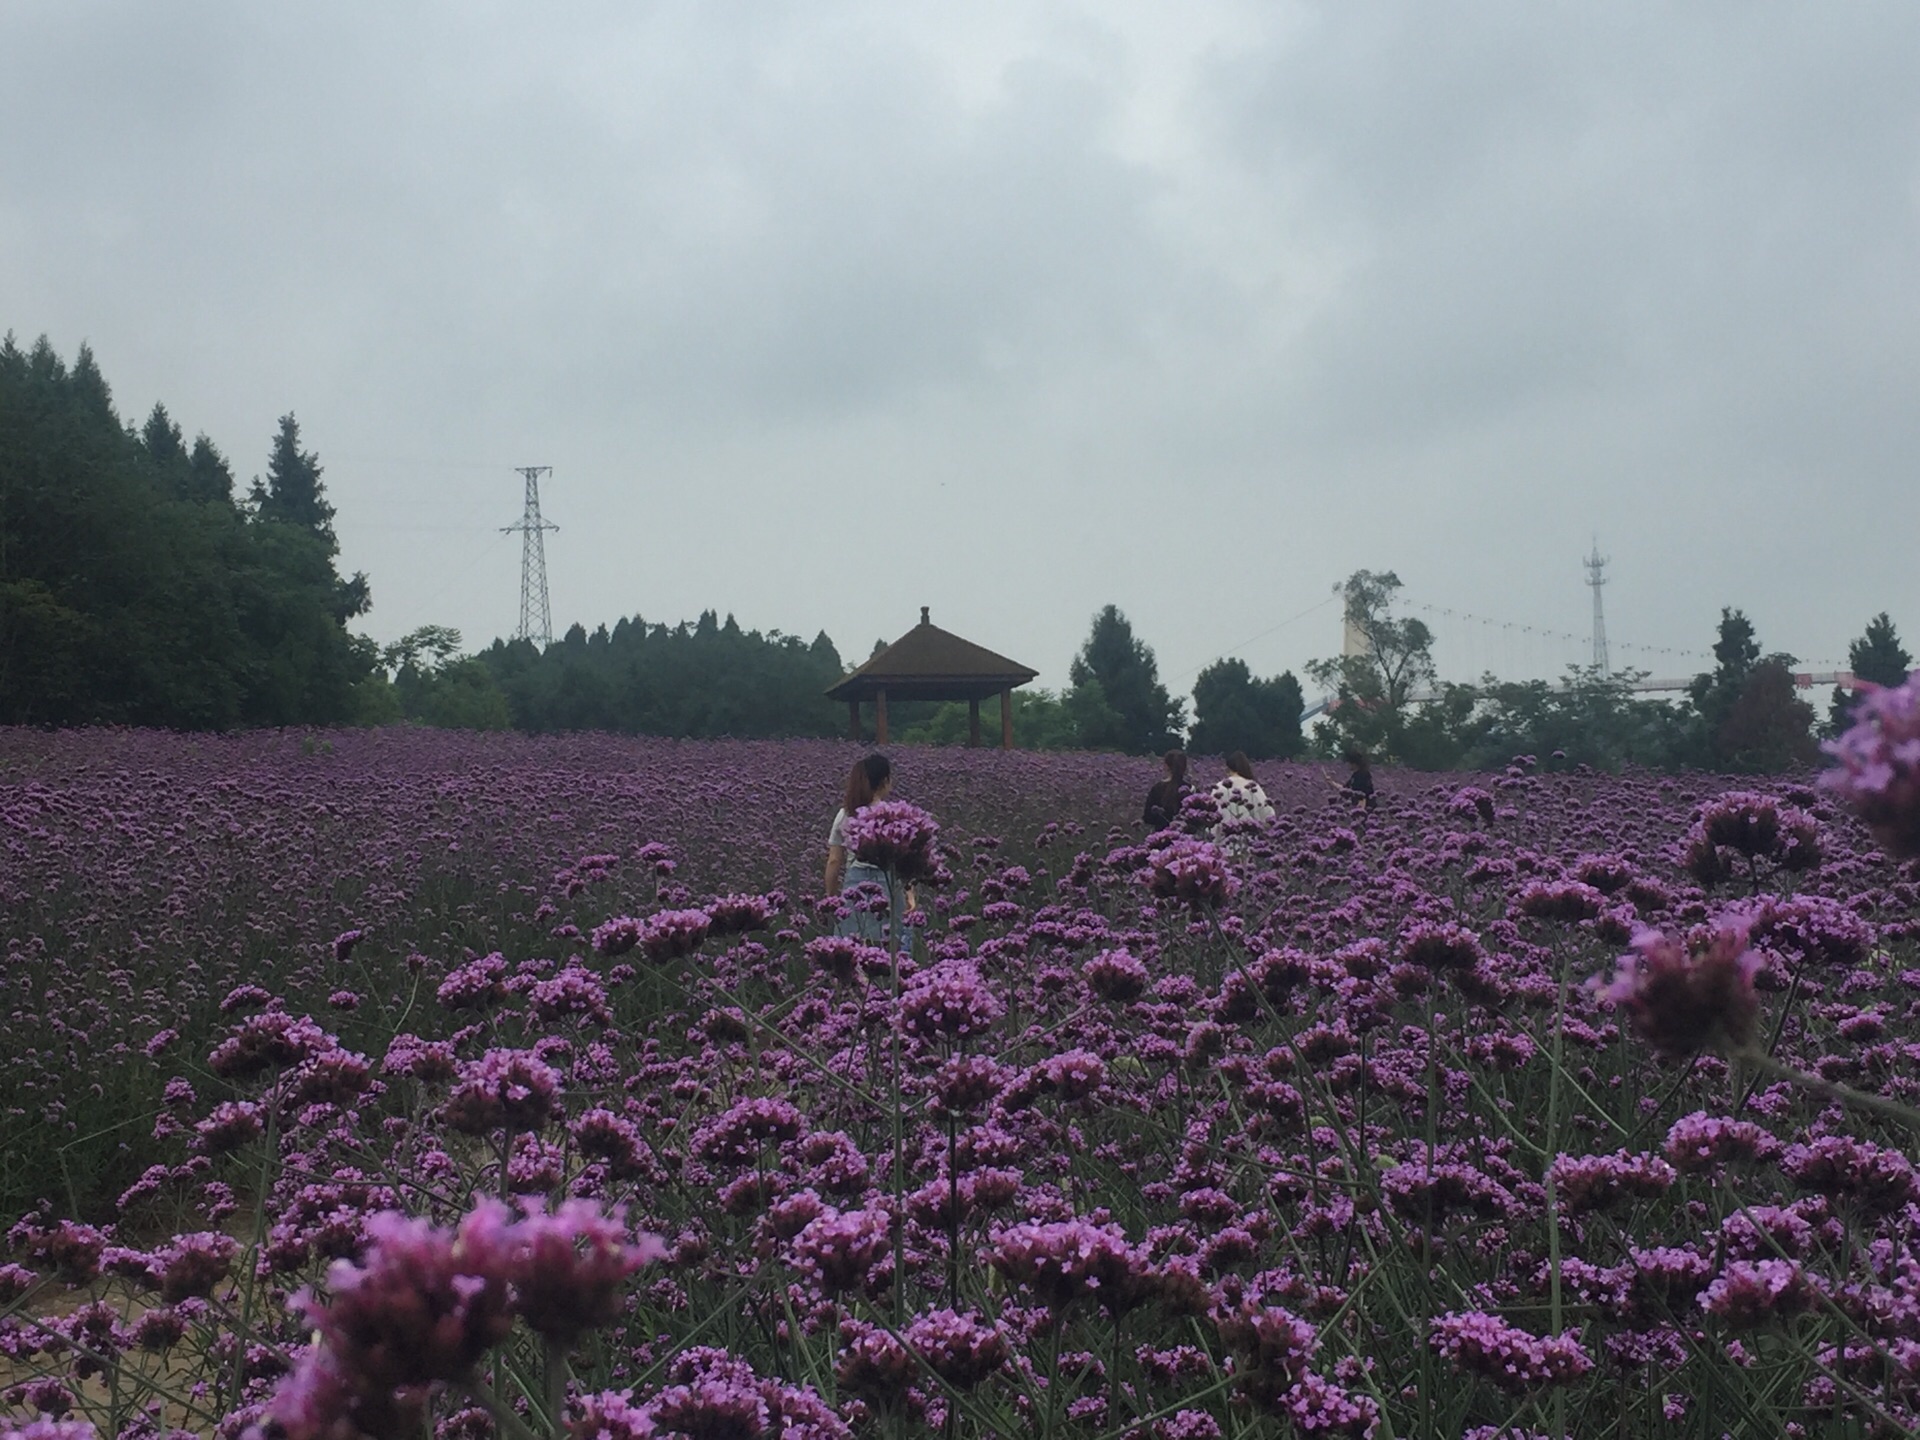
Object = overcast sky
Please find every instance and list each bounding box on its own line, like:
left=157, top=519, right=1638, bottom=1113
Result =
left=6, top=2, right=1917, bottom=697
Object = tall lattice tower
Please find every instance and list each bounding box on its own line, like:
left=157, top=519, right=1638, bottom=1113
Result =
left=503, top=466, right=558, bottom=648
left=1584, top=539, right=1610, bottom=675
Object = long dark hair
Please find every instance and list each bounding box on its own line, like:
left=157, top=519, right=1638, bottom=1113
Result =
left=843, top=753, right=892, bottom=813
left=1224, top=751, right=1255, bottom=780
left=1163, top=749, right=1188, bottom=785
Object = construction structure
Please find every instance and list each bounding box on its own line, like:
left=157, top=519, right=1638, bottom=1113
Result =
left=1585, top=540, right=1611, bottom=675
left=826, top=608, right=1038, bottom=749
left=503, top=466, right=557, bottom=648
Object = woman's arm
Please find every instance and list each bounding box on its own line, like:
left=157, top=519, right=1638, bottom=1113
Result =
left=825, top=843, right=846, bottom=896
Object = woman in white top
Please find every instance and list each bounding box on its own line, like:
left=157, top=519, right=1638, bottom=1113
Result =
left=1211, top=751, right=1275, bottom=837
left=825, top=753, right=911, bottom=940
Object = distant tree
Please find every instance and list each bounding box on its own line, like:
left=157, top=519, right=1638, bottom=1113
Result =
left=1830, top=612, right=1911, bottom=734
left=0, top=336, right=377, bottom=728
left=894, top=687, right=1095, bottom=750
left=384, top=624, right=465, bottom=676
left=1188, top=657, right=1305, bottom=760
left=1713, top=608, right=1761, bottom=676
left=252, top=413, right=334, bottom=535
left=1394, top=667, right=1698, bottom=773
left=1718, top=660, right=1819, bottom=773
left=1689, top=608, right=1774, bottom=767
left=1307, top=571, right=1436, bottom=708
left=481, top=610, right=849, bottom=739
left=1305, top=571, right=1436, bottom=760
left=1067, top=606, right=1183, bottom=754
left=140, top=403, right=187, bottom=471
left=186, top=435, right=235, bottom=504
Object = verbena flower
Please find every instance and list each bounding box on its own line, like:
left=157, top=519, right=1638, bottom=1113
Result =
left=897, top=963, right=1003, bottom=1043
left=1430, top=1311, right=1592, bottom=1392
left=1663, top=1112, right=1781, bottom=1174
left=493, top=1199, right=665, bottom=1342
left=268, top=1206, right=518, bottom=1439
left=988, top=1219, right=1149, bottom=1312
left=1082, top=947, right=1149, bottom=1002
left=1823, top=673, right=1920, bottom=857
left=1594, top=920, right=1762, bottom=1058
left=443, top=1049, right=561, bottom=1135
left=843, top=801, right=942, bottom=884
left=1279, top=1372, right=1381, bottom=1437
left=903, top=1308, right=1007, bottom=1389
left=1145, top=837, right=1238, bottom=909
left=1682, top=791, right=1824, bottom=885
left=640, top=909, right=712, bottom=963
left=152, top=1232, right=239, bottom=1303
left=790, top=1207, right=891, bottom=1293
left=1547, top=1151, right=1676, bottom=1213
left=1700, top=1259, right=1817, bottom=1326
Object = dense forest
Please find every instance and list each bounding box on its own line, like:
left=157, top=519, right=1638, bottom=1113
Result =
left=3, top=337, right=1907, bottom=773
left=0, top=336, right=372, bottom=728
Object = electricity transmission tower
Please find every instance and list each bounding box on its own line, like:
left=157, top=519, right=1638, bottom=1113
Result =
left=1584, top=539, right=1610, bottom=675
left=503, top=466, right=558, bottom=648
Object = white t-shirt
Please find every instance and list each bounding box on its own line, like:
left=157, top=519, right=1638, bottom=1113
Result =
left=828, top=807, right=851, bottom=852
left=1212, top=774, right=1274, bottom=827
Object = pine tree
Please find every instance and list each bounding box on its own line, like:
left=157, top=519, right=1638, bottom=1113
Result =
left=140, top=403, right=187, bottom=471
left=1067, top=606, right=1183, bottom=754
left=1688, top=608, right=1763, bottom=758
left=1831, top=613, right=1911, bottom=733
left=186, top=435, right=235, bottom=504
left=253, top=413, right=335, bottom=538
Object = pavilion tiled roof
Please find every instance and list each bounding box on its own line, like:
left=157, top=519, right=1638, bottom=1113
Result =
left=825, top=608, right=1038, bottom=702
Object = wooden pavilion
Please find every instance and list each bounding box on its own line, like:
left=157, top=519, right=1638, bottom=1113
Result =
left=826, top=608, right=1038, bottom=749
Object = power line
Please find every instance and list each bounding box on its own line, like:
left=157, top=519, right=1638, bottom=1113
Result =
left=1406, top=602, right=1712, bottom=663
left=1170, top=595, right=1338, bottom=683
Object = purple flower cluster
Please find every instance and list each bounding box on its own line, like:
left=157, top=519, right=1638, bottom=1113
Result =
left=1595, top=919, right=1763, bottom=1058
left=1144, top=836, right=1238, bottom=908
left=266, top=1199, right=660, bottom=1440
left=12, top=727, right=1920, bottom=1438
left=1824, top=672, right=1920, bottom=858
left=1430, top=1311, right=1593, bottom=1392
left=841, top=800, right=942, bottom=883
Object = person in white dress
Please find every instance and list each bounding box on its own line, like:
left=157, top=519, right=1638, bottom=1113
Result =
left=1211, top=751, right=1274, bottom=842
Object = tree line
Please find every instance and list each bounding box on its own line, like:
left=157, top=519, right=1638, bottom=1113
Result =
left=5, top=337, right=1906, bottom=773
left=0, top=336, right=373, bottom=728
left=1305, top=570, right=1912, bottom=774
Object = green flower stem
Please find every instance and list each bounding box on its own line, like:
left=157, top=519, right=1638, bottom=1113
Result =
left=1734, top=1048, right=1920, bottom=1136
left=463, top=1375, right=549, bottom=1440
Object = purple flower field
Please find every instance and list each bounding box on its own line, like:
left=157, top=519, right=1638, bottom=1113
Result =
left=7, top=718, right=1920, bottom=1439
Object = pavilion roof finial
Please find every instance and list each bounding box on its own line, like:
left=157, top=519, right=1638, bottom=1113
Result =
left=920, top=605, right=930, bottom=626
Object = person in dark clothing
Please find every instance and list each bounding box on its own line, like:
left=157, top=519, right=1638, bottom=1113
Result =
left=1334, top=746, right=1377, bottom=811
left=1143, top=749, right=1191, bottom=829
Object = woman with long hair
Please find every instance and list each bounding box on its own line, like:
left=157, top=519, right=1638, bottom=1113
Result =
left=825, top=754, right=913, bottom=939
left=1211, top=751, right=1275, bottom=830
left=1142, top=749, right=1191, bottom=830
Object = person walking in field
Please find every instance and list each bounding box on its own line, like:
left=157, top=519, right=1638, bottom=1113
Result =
left=1328, top=745, right=1378, bottom=812
left=824, top=753, right=916, bottom=939
left=1142, top=749, right=1191, bottom=830
left=1212, top=751, right=1275, bottom=830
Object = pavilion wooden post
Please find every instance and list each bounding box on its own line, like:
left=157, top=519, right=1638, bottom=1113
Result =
left=847, top=700, right=861, bottom=742
left=968, top=698, right=981, bottom=748
left=875, top=688, right=889, bottom=745
left=1000, top=687, right=1012, bottom=750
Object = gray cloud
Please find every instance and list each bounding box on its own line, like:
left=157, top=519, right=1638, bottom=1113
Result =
left=4, top=1, right=1916, bottom=699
